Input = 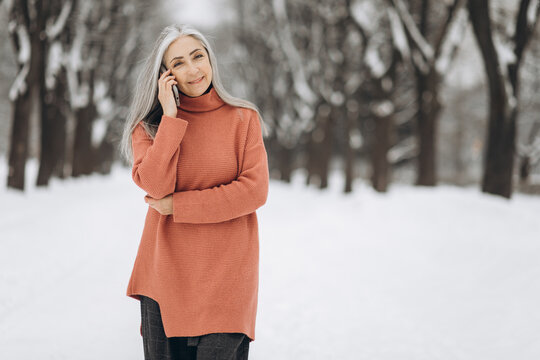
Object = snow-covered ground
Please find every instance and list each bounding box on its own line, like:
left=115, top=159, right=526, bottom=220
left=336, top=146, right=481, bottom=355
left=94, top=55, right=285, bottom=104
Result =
left=1, top=157, right=540, bottom=360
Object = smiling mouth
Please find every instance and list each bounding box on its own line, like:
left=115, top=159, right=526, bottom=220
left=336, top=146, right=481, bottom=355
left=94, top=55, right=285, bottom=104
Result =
left=189, top=76, right=204, bottom=84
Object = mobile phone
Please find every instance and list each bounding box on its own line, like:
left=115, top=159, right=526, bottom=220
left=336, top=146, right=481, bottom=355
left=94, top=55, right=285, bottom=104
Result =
left=160, top=64, right=181, bottom=107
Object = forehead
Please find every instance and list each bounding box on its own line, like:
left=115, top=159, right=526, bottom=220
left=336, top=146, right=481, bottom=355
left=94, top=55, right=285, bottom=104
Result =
left=164, top=35, right=204, bottom=62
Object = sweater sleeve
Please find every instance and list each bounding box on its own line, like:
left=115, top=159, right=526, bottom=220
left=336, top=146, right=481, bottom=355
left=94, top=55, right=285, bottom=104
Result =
left=171, top=110, right=269, bottom=223
left=131, top=115, right=188, bottom=199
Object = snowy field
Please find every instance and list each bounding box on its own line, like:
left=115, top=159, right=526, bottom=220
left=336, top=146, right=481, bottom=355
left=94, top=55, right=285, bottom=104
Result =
left=1, top=157, right=540, bottom=360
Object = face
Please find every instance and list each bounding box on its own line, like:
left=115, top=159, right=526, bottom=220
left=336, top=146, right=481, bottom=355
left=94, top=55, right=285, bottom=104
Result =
left=162, top=35, right=213, bottom=97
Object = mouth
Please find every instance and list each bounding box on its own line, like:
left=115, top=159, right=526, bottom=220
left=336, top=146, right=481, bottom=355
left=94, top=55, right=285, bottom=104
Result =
left=189, top=76, right=204, bottom=84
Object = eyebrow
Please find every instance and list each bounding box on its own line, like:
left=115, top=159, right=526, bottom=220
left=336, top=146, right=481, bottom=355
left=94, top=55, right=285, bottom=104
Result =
left=170, top=48, right=203, bottom=64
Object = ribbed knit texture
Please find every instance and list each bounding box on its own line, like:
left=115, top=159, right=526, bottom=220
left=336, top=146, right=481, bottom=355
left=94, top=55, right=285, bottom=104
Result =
left=126, top=86, right=269, bottom=342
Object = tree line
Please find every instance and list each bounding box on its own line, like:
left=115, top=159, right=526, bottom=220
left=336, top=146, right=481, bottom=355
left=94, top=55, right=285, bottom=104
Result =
left=4, top=0, right=151, bottom=189
left=234, top=0, right=540, bottom=198
left=3, top=0, right=540, bottom=199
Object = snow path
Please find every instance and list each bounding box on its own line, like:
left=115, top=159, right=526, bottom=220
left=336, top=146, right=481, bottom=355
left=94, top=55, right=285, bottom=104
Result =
left=1, top=158, right=539, bottom=359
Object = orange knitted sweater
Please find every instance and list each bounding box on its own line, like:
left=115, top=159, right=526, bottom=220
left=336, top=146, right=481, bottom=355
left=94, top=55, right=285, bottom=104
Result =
left=126, top=86, right=269, bottom=342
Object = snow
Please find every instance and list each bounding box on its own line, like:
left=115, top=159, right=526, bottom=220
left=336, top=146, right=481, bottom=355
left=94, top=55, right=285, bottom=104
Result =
left=393, top=0, right=434, bottom=62
left=272, top=0, right=317, bottom=105
left=527, top=0, right=539, bottom=28
left=443, top=24, right=484, bottom=89
left=15, top=24, right=31, bottom=63
left=372, top=100, right=395, bottom=117
left=2, top=0, right=15, bottom=13
left=8, top=62, right=29, bottom=101
left=387, top=6, right=410, bottom=60
left=1, top=157, right=540, bottom=359
left=492, top=33, right=518, bottom=110
left=45, top=1, right=72, bottom=40
left=349, top=127, right=363, bottom=149
left=518, top=137, right=540, bottom=163
left=493, top=33, right=516, bottom=67
left=344, top=72, right=362, bottom=94
left=8, top=24, right=31, bottom=100
left=388, top=136, right=417, bottom=163
left=91, top=117, right=108, bottom=147
left=365, top=41, right=386, bottom=78
left=350, top=0, right=379, bottom=34
left=435, top=8, right=468, bottom=75
left=45, top=41, right=62, bottom=90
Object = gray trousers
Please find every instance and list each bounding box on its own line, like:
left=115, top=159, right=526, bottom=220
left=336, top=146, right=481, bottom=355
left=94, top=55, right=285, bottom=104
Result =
left=140, top=295, right=250, bottom=360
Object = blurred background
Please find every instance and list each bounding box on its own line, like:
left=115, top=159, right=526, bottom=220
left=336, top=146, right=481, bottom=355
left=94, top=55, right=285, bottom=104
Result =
left=1, top=0, right=539, bottom=196
left=1, top=0, right=540, bottom=359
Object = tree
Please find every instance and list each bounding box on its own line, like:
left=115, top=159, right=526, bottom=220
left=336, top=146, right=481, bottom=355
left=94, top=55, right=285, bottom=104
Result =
left=36, top=0, right=73, bottom=186
left=388, top=0, right=467, bottom=186
left=5, top=0, right=47, bottom=190
left=468, top=0, right=540, bottom=198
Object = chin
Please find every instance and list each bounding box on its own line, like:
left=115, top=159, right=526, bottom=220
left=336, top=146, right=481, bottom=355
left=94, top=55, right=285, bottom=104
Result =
left=183, top=82, right=210, bottom=97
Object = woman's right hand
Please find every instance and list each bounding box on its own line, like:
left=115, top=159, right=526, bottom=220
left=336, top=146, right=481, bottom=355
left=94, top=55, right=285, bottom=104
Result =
left=158, top=68, right=179, bottom=118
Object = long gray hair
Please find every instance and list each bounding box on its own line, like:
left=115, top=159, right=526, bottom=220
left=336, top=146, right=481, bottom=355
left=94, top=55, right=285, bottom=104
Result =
left=119, top=24, right=268, bottom=164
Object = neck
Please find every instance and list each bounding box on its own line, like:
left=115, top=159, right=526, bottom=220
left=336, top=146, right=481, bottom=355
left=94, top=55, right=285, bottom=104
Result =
left=202, top=83, right=213, bottom=95
left=178, top=83, right=225, bottom=113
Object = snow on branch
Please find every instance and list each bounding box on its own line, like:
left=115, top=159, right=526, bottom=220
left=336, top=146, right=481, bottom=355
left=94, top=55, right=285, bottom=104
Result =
left=66, top=2, right=92, bottom=109
left=387, top=6, right=410, bottom=59
left=527, top=0, right=540, bottom=28
left=391, top=0, right=434, bottom=62
left=46, top=1, right=73, bottom=39
left=350, top=0, right=379, bottom=35
left=15, top=23, right=30, bottom=63
left=8, top=24, right=31, bottom=101
left=435, top=7, right=468, bottom=74
left=46, top=41, right=62, bottom=90
left=493, top=33, right=518, bottom=109
left=272, top=0, right=317, bottom=105
left=518, top=136, right=540, bottom=164
left=2, top=0, right=15, bottom=13
left=387, top=136, right=417, bottom=164
left=365, top=40, right=387, bottom=78
left=9, top=62, right=30, bottom=101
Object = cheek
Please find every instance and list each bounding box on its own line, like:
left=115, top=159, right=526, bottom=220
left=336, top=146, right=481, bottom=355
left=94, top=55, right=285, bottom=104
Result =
left=172, top=70, right=185, bottom=82
left=204, top=63, right=212, bottom=76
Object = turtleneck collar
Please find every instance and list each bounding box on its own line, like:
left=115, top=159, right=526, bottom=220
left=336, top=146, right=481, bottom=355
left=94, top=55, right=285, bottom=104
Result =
left=177, top=84, right=226, bottom=113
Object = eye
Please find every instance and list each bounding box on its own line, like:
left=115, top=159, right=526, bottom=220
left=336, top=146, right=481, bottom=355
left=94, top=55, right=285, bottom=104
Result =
left=195, top=54, right=203, bottom=59
left=174, top=62, right=182, bottom=67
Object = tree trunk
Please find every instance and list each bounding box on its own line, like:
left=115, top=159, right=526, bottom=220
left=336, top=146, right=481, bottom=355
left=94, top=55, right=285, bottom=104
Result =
left=7, top=90, right=32, bottom=190
left=415, top=70, right=440, bottom=186
left=468, top=0, right=515, bottom=198
left=306, top=103, right=332, bottom=189
left=344, top=108, right=355, bottom=193
left=278, top=146, right=293, bottom=183
left=371, top=114, right=392, bottom=192
left=7, top=1, right=46, bottom=191
left=72, top=103, right=97, bottom=177
left=37, top=78, right=68, bottom=185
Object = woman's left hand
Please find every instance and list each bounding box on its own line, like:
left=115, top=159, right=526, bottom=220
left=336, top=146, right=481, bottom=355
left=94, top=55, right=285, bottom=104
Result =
left=144, top=194, right=173, bottom=215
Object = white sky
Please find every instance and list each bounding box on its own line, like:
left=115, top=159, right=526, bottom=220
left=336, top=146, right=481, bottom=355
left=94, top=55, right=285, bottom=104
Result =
left=167, top=0, right=236, bottom=29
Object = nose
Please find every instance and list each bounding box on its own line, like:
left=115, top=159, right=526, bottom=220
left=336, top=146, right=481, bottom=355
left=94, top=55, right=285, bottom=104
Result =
left=185, top=62, right=199, bottom=76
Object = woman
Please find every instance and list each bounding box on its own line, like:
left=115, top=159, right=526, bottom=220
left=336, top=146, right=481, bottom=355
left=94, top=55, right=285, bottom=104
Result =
left=119, top=24, right=270, bottom=360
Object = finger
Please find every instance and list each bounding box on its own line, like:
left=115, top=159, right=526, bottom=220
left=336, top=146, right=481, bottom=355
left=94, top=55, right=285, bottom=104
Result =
left=159, top=68, right=171, bottom=79
left=159, top=77, right=176, bottom=90
left=162, top=77, right=176, bottom=85
left=160, top=74, right=174, bottom=81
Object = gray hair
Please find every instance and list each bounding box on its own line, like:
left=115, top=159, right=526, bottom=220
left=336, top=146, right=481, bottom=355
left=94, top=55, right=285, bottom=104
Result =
left=119, top=24, right=269, bottom=164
